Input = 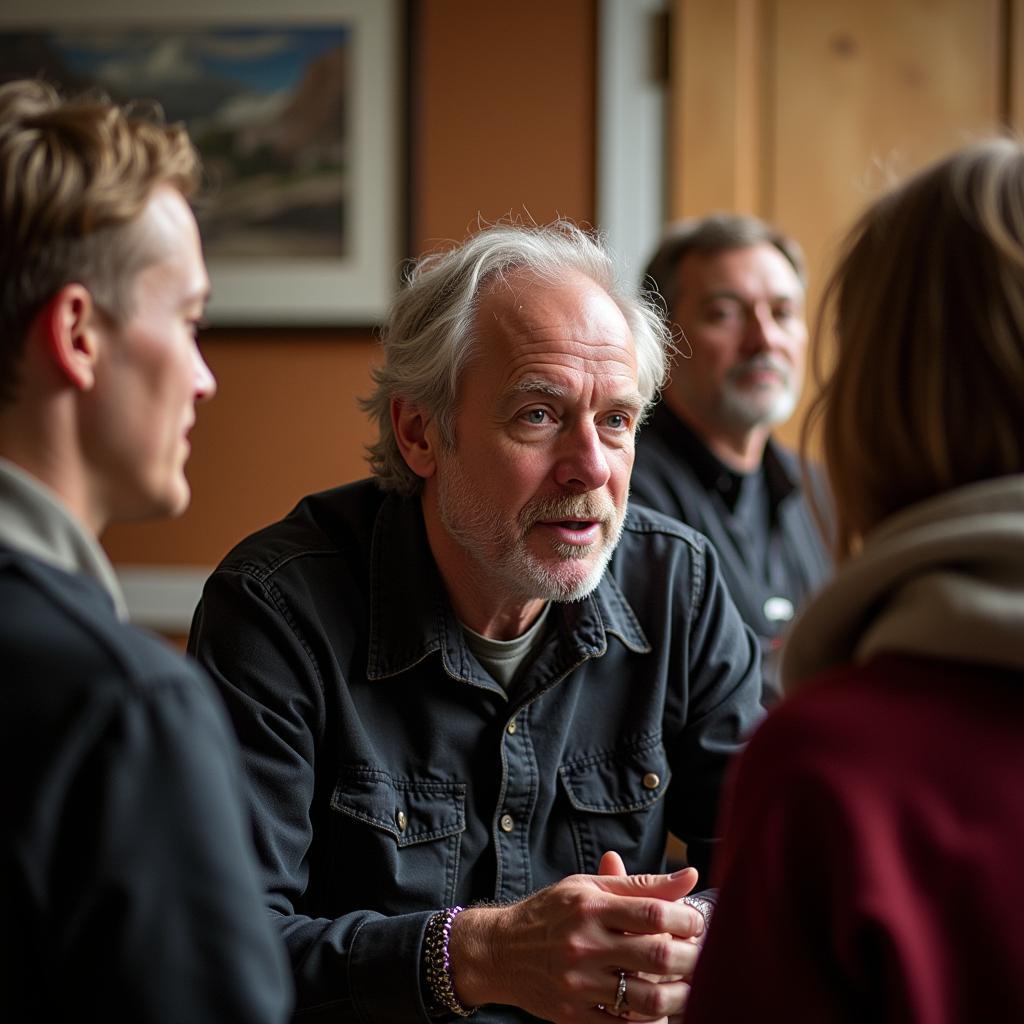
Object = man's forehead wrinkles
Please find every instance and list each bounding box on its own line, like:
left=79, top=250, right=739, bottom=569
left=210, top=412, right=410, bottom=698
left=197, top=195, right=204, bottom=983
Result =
left=503, top=345, right=637, bottom=379
left=506, top=329, right=633, bottom=356
left=499, top=355, right=642, bottom=403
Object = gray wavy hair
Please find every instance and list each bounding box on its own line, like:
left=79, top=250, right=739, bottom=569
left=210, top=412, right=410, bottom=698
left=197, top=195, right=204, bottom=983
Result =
left=362, top=219, right=673, bottom=495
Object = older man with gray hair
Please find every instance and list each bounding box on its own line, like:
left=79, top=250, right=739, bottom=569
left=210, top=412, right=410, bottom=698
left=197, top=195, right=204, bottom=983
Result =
left=632, top=214, right=832, bottom=703
left=190, top=220, right=762, bottom=1023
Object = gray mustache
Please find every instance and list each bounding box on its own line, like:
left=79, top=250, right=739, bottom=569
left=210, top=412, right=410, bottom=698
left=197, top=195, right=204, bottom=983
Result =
left=519, top=495, right=616, bottom=530
left=727, top=355, right=790, bottom=385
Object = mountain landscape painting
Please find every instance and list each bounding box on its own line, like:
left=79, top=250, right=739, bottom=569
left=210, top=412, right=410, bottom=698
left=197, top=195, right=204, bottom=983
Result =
left=0, top=25, right=352, bottom=260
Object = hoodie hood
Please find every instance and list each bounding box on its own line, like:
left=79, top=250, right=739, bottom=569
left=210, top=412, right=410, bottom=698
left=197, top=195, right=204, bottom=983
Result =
left=781, top=474, right=1024, bottom=691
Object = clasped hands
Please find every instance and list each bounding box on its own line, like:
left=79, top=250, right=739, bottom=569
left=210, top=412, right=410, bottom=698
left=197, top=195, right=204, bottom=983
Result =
left=445, top=850, right=706, bottom=1023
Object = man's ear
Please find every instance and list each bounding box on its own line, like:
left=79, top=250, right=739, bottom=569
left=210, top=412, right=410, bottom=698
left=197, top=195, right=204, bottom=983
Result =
left=391, top=397, right=438, bottom=480
left=33, top=283, right=102, bottom=392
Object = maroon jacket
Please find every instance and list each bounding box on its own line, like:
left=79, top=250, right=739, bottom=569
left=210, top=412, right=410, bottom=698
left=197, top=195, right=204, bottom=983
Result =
left=685, top=653, right=1024, bottom=1023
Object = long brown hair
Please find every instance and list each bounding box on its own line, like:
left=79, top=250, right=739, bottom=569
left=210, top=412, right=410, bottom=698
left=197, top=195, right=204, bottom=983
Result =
left=804, top=138, right=1024, bottom=561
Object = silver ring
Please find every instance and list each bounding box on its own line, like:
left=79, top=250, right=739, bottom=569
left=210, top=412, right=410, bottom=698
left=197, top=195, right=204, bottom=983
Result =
left=613, top=970, right=629, bottom=1012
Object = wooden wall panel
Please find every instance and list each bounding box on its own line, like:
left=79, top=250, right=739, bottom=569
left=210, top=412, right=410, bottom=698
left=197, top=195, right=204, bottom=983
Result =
left=668, top=0, right=767, bottom=215
left=102, top=333, right=380, bottom=565
left=414, top=0, right=596, bottom=249
left=771, top=0, right=1002, bottom=291
left=1009, top=0, right=1024, bottom=126
left=668, top=0, right=1006, bottom=450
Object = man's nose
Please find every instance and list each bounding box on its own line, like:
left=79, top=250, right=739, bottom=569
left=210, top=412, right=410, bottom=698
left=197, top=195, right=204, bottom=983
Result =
left=193, top=346, right=217, bottom=402
left=742, top=306, right=780, bottom=355
left=553, top=420, right=611, bottom=492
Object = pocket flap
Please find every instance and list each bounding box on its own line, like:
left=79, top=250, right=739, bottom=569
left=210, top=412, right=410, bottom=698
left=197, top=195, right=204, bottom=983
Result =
left=331, top=769, right=466, bottom=847
left=558, top=737, right=671, bottom=814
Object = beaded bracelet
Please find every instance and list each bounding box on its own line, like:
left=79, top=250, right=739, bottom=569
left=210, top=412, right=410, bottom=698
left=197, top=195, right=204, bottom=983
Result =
left=424, top=906, right=476, bottom=1018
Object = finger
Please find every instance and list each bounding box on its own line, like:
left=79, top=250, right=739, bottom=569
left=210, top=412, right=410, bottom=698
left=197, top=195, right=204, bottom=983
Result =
left=626, top=933, right=700, bottom=978
left=585, top=970, right=688, bottom=1019
left=594, top=893, right=705, bottom=941
left=580, top=934, right=699, bottom=990
left=606, top=1012, right=668, bottom=1024
left=611, top=976, right=692, bottom=1022
left=599, top=850, right=628, bottom=876
left=582, top=979, right=670, bottom=1024
left=582, top=1007, right=665, bottom=1023
left=595, top=867, right=699, bottom=904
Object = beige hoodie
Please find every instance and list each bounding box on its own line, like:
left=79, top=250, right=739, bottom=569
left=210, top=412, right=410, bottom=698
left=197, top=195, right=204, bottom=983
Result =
left=781, top=474, right=1024, bottom=691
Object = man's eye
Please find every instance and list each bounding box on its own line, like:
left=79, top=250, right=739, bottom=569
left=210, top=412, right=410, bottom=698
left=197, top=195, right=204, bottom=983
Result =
left=605, top=413, right=629, bottom=430
left=523, top=409, right=550, bottom=425
left=704, top=305, right=735, bottom=324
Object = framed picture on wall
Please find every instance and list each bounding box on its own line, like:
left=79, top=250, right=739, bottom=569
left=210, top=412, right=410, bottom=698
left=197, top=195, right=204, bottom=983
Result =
left=0, top=0, right=403, bottom=326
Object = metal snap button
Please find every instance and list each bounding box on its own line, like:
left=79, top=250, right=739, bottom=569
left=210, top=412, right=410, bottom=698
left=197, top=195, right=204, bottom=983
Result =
left=763, top=596, right=795, bottom=622
left=642, top=772, right=660, bottom=790
left=499, top=813, right=514, bottom=832
left=396, top=809, right=408, bottom=831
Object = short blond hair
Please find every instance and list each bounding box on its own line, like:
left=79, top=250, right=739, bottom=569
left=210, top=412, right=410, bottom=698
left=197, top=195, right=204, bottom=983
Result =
left=805, top=137, right=1024, bottom=560
left=0, top=79, right=200, bottom=404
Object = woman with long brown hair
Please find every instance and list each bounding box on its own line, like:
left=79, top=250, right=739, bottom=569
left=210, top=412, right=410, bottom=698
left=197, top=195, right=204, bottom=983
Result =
left=684, top=138, right=1024, bottom=1022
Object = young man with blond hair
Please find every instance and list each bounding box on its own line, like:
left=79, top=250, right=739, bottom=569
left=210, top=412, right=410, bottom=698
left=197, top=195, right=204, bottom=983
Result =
left=0, top=79, right=290, bottom=1022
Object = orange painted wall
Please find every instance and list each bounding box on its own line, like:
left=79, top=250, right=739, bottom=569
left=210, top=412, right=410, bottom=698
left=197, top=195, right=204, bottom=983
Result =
left=101, top=1, right=596, bottom=567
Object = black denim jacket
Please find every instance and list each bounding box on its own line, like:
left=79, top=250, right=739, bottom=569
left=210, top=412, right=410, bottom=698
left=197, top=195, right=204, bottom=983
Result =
left=189, top=478, right=763, bottom=1023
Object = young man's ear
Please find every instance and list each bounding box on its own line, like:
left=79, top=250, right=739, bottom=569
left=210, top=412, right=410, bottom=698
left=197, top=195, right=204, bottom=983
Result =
left=33, top=283, right=102, bottom=392
left=391, top=397, right=438, bottom=480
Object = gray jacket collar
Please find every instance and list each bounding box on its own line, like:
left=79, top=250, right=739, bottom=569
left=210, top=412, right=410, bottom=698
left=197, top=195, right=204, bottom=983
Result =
left=0, top=458, right=128, bottom=620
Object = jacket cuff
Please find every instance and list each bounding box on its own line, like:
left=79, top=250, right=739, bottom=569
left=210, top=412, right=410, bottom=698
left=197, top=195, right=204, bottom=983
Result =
left=348, top=910, right=435, bottom=1022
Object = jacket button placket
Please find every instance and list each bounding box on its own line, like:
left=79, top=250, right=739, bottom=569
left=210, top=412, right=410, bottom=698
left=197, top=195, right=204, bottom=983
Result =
left=495, top=709, right=537, bottom=901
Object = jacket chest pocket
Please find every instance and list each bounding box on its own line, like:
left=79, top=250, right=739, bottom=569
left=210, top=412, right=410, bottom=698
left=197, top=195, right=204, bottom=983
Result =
left=330, top=768, right=466, bottom=912
left=558, top=737, right=672, bottom=875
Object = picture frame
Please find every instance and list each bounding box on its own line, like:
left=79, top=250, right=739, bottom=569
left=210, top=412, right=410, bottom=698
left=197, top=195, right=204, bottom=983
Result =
left=0, top=0, right=403, bottom=326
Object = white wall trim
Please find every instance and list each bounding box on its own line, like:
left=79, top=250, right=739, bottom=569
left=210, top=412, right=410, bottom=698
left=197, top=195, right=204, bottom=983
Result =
left=597, top=0, right=668, bottom=285
left=116, top=565, right=212, bottom=634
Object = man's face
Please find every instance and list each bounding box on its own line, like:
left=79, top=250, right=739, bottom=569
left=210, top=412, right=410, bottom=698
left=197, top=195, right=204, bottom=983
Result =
left=83, top=184, right=215, bottom=523
left=669, top=242, right=807, bottom=434
left=428, top=268, right=643, bottom=607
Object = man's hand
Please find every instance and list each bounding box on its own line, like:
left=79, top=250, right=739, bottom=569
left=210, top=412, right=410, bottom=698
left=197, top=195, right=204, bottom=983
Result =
left=597, top=850, right=705, bottom=1023
left=445, top=863, right=705, bottom=1023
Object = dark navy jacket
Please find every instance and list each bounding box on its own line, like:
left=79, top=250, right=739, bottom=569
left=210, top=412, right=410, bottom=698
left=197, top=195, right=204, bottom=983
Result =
left=189, top=478, right=763, bottom=1022
left=0, top=546, right=292, bottom=1023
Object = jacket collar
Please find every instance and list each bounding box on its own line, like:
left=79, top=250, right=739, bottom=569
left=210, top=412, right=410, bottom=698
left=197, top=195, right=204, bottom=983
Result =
left=365, top=492, right=649, bottom=684
left=0, top=457, right=127, bottom=620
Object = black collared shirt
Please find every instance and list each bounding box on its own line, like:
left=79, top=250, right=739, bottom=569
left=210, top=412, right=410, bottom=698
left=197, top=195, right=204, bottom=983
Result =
left=189, top=478, right=763, bottom=1023
left=631, top=403, right=832, bottom=703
